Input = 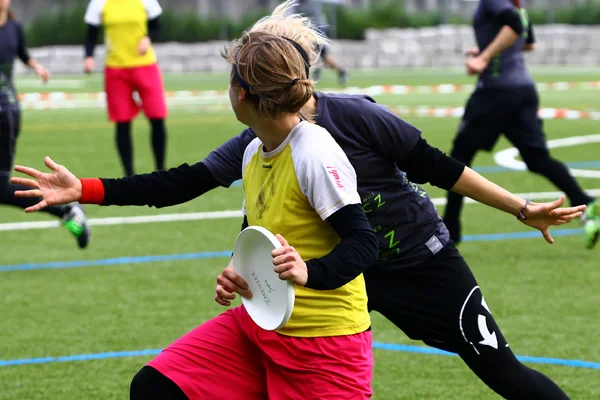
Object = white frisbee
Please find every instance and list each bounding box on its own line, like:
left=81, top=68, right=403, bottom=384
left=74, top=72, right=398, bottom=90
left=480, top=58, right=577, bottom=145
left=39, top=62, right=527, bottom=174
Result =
left=232, top=226, right=295, bottom=331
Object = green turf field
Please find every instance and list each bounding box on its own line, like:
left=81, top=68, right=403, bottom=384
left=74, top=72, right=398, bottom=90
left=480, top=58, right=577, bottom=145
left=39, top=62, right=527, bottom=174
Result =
left=1, top=67, right=599, bottom=399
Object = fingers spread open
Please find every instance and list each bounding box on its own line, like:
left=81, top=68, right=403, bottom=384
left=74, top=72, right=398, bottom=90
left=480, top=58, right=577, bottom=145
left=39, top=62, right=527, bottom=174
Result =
left=10, top=177, right=40, bottom=188
left=14, top=189, right=42, bottom=198
left=44, top=157, right=61, bottom=172
left=14, top=165, right=42, bottom=179
left=24, top=200, right=48, bottom=213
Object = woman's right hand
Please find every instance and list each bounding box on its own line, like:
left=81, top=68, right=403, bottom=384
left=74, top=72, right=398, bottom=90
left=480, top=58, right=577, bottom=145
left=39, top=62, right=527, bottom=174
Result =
left=11, top=157, right=82, bottom=213
left=465, top=47, right=480, bottom=57
left=84, top=57, right=95, bottom=74
left=215, top=265, right=252, bottom=306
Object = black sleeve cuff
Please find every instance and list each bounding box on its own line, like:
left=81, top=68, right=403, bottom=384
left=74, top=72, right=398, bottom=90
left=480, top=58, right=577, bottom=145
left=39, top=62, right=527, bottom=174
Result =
left=526, top=22, right=535, bottom=44
left=498, top=9, right=524, bottom=35
left=84, top=24, right=100, bottom=58
left=147, top=17, right=161, bottom=42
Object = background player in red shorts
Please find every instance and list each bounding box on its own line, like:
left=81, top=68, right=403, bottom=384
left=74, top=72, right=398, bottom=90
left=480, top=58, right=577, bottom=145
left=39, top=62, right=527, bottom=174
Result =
left=83, top=0, right=168, bottom=176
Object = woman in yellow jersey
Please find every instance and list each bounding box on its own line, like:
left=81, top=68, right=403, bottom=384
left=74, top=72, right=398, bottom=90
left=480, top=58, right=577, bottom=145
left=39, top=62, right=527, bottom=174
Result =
left=83, top=0, right=167, bottom=176
left=129, top=30, right=378, bottom=400
left=10, top=12, right=377, bottom=400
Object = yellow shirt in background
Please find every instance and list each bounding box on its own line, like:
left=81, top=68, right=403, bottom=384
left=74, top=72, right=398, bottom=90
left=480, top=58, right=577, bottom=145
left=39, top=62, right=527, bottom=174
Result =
left=84, top=0, right=162, bottom=68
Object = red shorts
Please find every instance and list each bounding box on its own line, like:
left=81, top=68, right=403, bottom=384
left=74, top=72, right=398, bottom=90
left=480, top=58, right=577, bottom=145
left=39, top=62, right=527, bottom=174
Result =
left=104, top=64, right=167, bottom=122
left=148, top=306, right=373, bottom=400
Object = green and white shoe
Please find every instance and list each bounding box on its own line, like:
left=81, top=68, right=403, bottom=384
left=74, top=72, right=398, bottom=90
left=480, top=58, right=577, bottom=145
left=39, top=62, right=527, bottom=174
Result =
left=62, top=204, right=91, bottom=249
left=582, top=200, right=600, bottom=249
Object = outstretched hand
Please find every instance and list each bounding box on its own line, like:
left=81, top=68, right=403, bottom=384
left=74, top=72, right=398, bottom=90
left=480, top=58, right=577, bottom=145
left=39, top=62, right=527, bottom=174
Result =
left=520, top=195, right=586, bottom=244
left=11, top=157, right=82, bottom=212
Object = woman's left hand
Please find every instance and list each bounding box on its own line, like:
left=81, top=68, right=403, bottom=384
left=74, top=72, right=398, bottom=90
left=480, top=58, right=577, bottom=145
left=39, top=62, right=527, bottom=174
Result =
left=35, top=65, right=50, bottom=83
left=138, top=36, right=151, bottom=56
left=465, top=56, right=489, bottom=75
left=520, top=195, right=586, bottom=244
left=272, top=234, right=308, bottom=286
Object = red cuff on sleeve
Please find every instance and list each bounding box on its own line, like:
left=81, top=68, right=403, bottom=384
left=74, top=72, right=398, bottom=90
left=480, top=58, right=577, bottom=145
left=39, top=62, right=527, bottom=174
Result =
left=80, top=178, right=105, bottom=204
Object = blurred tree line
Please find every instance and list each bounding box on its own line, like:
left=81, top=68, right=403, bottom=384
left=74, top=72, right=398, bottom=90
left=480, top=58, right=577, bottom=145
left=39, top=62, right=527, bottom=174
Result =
left=24, top=1, right=600, bottom=47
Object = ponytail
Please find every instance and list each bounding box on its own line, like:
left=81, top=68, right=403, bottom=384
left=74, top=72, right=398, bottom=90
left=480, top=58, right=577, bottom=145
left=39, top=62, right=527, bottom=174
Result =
left=7, top=10, right=15, bottom=20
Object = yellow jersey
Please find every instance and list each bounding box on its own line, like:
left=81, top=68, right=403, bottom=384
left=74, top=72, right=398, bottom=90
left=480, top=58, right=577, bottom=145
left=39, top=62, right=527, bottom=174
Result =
left=84, top=0, right=162, bottom=68
left=241, top=121, right=371, bottom=337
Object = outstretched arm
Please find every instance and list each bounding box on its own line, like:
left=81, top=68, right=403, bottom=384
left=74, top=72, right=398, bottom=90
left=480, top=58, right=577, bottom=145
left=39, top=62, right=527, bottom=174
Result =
left=361, top=99, right=585, bottom=244
left=450, top=167, right=585, bottom=243
left=11, top=130, right=254, bottom=210
left=10, top=157, right=220, bottom=210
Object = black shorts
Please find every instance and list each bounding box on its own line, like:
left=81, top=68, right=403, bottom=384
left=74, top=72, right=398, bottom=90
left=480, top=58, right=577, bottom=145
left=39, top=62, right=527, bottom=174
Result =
left=0, top=110, right=20, bottom=173
left=365, top=244, right=509, bottom=355
left=455, top=85, right=547, bottom=153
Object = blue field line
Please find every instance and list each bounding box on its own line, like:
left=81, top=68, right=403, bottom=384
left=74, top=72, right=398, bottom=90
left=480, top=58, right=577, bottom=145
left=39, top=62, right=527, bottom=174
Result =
left=0, top=251, right=232, bottom=272
left=1, top=342, right=599, bottom=369
left=462, top=228, right=582, bottom=242
left=371, top=342, right=600, bottom=370
left=0, top=229, right=584, bottom=273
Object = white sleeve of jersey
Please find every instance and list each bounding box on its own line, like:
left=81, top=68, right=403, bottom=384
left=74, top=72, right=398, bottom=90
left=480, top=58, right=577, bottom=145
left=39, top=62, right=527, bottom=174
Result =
left=295, top=126, right=361, bottom=220
left=84, top=0, right=106, bottom=26
left=240, top=138, right=262, bottom=217
left=143, top=0, right=163, bottom=19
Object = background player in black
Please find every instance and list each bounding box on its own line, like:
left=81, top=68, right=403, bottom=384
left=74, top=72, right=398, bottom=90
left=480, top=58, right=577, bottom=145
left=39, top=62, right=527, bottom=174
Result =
left=443, top=0, right=600, bottom=248
left=289, top=0, right=349, bottom=85
left=0, top=0, right=90, bottom=248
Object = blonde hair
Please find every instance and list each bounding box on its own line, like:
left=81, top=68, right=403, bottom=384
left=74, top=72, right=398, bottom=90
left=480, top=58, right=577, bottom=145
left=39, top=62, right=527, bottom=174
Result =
left=224, top=1, right=329, bottom=121
left=249, top=1, right=329, bottom=71
left=223, top=30, right=315, bottom=121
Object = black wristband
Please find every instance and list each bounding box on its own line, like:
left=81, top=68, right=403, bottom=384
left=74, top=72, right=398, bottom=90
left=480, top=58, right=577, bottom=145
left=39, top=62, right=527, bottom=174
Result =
left=517, top=199, right=533, bottom=220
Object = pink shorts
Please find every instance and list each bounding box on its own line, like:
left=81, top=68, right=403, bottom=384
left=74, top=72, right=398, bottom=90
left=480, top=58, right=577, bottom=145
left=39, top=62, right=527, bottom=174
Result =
left=104, top=64, right=167, bottom=122
left=148, top=306, right=373, bottom=400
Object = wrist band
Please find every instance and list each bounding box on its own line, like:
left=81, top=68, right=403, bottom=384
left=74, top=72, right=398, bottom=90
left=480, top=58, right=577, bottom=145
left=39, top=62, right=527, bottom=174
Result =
left=517, top=199, right=533, bottom=220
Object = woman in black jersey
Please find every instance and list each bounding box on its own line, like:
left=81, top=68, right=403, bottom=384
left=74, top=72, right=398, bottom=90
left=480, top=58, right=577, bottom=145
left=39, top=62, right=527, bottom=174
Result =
left=0, top=1, right=89, bottom=248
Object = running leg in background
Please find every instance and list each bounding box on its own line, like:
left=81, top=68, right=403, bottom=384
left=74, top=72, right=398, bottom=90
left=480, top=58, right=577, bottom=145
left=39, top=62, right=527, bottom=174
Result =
left=506, top=86, right=599, bottom=249
left=116, top=121, right=134, bottom=176
left=150, top=118, right=166, bottom=171
left=0, top=110, right=91, bottom=248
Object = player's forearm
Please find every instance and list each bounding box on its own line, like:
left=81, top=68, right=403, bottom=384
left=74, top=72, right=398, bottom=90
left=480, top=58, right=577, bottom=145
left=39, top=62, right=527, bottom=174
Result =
left=305, top=204, right=378, bottom=290
left=26, top=58, right=40, bottom=70
left=79, top=162, right=220, bottom=208
left=479, top=25, right=520, bottom=62
left=450, top=167, right=527, bottom=217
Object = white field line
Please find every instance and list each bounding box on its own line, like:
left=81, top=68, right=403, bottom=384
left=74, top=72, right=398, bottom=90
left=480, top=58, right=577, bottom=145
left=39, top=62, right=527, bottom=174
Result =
left=2, top=189, right=599, bottom=232
left=495, top=134, right=600, bottom=179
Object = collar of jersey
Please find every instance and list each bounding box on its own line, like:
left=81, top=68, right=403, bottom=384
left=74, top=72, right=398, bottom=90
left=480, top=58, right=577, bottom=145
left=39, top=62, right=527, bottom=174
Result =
left=261, top=120, right=307, bottom=159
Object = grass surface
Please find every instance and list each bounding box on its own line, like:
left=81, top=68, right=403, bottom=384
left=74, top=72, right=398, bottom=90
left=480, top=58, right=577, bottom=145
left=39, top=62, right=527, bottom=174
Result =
left=1, top=67, right=599, bottom=399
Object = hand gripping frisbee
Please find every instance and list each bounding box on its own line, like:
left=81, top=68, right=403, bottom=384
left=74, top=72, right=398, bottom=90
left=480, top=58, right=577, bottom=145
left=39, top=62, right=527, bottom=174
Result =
left=232, top=226, right=295, bottom=331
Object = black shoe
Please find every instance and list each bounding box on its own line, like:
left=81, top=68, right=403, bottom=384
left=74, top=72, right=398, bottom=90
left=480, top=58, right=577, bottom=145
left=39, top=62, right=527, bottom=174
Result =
left=338, top=69, right=349, bottom=86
